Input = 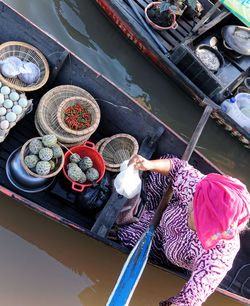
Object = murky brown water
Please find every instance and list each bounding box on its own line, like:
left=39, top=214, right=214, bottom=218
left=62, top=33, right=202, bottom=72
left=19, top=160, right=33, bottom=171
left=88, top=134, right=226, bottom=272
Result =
left=0, top=0, right=248, bottom=305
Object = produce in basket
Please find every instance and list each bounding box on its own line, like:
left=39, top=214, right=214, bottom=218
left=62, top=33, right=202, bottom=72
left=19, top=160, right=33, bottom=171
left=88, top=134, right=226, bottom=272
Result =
left=66, top=154, right=99, bottom=183
left=0, top=56, right=23, bottom=78
left=22, top=135, right=63, bottom=177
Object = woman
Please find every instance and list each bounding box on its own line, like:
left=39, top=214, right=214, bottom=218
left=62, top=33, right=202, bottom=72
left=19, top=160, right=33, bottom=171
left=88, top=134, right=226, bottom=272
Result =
left=117, top=154, right=250, bottom=305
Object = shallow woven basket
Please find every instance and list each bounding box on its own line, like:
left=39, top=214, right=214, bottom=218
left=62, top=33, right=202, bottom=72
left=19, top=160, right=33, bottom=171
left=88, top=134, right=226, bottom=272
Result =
left=57, top=96, right=100, bottom=136
left=35, top=85, right=100, bottom=144
left=0, top=41, right=49, bottom=91
left=99, top=133, right=139, bottom=169
left=95, top=137, right=109, bottom=152
left=95, top=137, right=120, bottom=172
left=20, top=137, right=64, bottom=178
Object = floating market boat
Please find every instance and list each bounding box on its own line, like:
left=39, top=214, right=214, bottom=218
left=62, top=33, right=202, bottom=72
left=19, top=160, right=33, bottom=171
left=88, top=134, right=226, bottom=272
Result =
left=0, top=1, right=249, bottom=304
left=94, top=0, right=250, bottom=148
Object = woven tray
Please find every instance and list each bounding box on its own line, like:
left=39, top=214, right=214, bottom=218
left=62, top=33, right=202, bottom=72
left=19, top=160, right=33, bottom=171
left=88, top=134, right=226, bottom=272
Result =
left=0, top=41, right=49, bottom=91
left=35, top=85, right=99, bottom=144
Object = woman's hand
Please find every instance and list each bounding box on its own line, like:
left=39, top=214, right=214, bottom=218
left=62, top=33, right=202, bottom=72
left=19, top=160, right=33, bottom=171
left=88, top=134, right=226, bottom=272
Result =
left=128, top=154, right=152, bottom=171
left=129, top=155, right=172, bottom=176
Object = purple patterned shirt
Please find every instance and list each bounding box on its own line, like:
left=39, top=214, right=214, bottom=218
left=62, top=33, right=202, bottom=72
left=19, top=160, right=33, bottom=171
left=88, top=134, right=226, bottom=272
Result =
left=162, top=158, right=240, bottom=305
left=117, top=156, right=240, bottom=305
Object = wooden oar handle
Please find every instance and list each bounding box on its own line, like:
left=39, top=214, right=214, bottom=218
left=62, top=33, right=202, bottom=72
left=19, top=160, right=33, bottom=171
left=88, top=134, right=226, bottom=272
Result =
left=149, top=105, right=213, bottom=229
left=150, top=184, right=173, bottom=228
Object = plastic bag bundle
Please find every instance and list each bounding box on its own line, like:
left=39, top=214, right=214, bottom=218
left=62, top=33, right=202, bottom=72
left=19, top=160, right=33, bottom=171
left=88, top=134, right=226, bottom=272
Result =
left=18, top=61, right=40, bottom=84
left=114, top=160, right=142, bottom=199
left=0, top=56, right=23, bottom=78
left=0, top=56, right=40, bottom=84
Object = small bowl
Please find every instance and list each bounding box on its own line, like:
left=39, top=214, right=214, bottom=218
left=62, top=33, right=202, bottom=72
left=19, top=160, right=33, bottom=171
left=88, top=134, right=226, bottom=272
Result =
left=20, top=137, right=64, bottom=179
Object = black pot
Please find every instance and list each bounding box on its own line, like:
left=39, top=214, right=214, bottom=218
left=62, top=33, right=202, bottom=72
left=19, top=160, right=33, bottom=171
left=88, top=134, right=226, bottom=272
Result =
left=6, top=147, right=55, bottom=193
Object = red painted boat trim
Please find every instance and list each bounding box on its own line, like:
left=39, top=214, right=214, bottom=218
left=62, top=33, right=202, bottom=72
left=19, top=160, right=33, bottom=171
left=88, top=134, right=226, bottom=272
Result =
left=95, top=0, right=250, bottom=148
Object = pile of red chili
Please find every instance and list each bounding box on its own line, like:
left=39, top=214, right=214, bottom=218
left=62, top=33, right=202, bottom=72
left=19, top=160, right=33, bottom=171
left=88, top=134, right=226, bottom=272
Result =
left=63, top=103, right=92, bottom=130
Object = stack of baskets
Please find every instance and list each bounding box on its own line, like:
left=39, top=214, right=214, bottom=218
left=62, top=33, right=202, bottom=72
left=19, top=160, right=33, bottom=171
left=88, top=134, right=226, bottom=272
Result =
left=35, top=85, right=101, bottom=147
left=96, top=133, right=139, bottom=172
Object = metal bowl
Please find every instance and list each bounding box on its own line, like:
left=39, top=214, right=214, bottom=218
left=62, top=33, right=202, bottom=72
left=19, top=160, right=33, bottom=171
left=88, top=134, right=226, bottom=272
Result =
left=6, top=147, right=55, bottom=193
left=221, top=25, right=250, bottom=56
left=196, top=44, right=224, bottom=73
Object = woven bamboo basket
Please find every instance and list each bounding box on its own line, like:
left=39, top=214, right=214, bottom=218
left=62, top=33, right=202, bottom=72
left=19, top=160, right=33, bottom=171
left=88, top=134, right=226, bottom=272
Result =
left=99, top=133, right=139, bottom=169
left=0, top=41, right=49, bottom=91
left=95, top=137, right=120, bottom=172
left=35, top=85, right=100, bottom=144
left=95, top=137, right=109, bottom=152
left=34, top=112, right=91, bottom=148
left=20, top=137, right=64, bottom=178
left=57, top=96, right=100, bottom=136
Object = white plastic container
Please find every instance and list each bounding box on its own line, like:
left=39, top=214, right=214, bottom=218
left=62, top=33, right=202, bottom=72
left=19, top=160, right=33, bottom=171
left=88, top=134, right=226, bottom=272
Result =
left=235, top=93, right=250, bottom=119
left=221, top=94, right=250, bottom=131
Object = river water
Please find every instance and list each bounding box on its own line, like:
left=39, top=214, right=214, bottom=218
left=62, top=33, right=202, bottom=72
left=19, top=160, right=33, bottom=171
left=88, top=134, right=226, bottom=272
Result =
left=0, top=0, right=249, bottom=305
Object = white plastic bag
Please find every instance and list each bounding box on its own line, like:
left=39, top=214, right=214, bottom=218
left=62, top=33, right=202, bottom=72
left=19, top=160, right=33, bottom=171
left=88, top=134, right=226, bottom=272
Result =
left=114, top=160, right=142, bottom=199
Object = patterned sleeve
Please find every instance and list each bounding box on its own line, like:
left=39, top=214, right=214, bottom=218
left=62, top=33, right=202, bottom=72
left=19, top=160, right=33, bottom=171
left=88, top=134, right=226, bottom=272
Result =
left=168, top=158, right=205, bottom=202
left=164, top=238, right=240, bottom=306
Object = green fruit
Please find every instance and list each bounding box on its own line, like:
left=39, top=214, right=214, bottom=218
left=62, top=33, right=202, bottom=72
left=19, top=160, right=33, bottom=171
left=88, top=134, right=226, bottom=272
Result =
left=35, top=161, right=51, bottom=176
left=28, top=139, right=43, bottom=154
left=48, top=160, right=55, bottom=170
left=67, top=165, right=82, bottom=182
left=24, top=154, right=39, bottom=169
left=69, top=153, right=81, bottom=163
left=52, top=146, right=63, bottom=158
left=66, top=162, right=78, bottom=170
left=39, top=147, right=53, bottom=161
left=79, top=156, right=93, bottom=171
left=42, top=134, right=57, bottom=147
left=78, top=172, right=87, bottom=184
left=86, top=167, right=100, bottom=182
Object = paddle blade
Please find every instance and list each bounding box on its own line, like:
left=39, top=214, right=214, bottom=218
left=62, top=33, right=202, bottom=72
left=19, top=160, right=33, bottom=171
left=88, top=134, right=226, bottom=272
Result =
left=106, top=225, right=155, bottom=306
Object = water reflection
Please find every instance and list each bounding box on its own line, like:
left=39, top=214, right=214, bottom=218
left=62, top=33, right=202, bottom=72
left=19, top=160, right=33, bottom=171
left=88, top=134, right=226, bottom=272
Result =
left=0, top=194, right=241, bottom=305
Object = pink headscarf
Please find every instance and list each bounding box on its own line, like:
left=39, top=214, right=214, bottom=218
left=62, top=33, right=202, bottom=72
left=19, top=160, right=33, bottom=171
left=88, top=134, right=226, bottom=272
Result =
left=193, top=173, right=250, bottom=250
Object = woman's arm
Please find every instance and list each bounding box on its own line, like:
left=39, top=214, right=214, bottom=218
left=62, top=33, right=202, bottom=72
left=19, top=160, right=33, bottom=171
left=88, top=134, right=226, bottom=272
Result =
left=128, top=154, right=171, bottom=176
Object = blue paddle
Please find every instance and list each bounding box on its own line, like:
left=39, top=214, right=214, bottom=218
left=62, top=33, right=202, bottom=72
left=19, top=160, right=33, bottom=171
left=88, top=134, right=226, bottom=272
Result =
left=107, top=105, right=213, bottom=305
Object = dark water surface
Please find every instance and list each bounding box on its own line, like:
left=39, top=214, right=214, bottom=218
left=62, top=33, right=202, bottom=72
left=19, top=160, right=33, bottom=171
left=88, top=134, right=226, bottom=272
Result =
left=0, top=0, right=248, bottom=305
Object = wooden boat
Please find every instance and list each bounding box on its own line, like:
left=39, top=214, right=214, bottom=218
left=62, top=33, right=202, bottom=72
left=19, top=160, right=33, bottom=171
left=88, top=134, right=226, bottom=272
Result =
left=94, top=0, right=250, bottom=149
left=0, top=1, right=249, bottom=304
